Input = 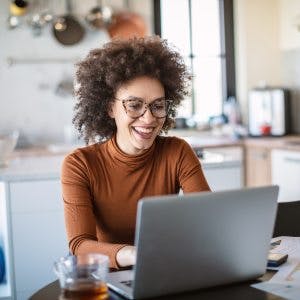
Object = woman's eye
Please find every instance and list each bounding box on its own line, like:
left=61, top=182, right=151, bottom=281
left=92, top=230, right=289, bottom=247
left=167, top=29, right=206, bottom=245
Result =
left=128, top=102, right=143, bottom=110
left=153, top=103, right=165, bottom=110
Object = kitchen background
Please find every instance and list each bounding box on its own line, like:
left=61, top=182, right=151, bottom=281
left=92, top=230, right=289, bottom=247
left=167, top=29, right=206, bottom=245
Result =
left=1, top=1, right=300, bottom=300
left=234, top=0, right=300, bottom=133
left=0, top=0, right=153, bottom=147
left=1, top=0, right=300, bottom=148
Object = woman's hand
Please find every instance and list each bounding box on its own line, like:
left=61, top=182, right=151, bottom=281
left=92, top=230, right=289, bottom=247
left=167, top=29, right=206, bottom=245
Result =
left=116, top=246, right=136, bottom=267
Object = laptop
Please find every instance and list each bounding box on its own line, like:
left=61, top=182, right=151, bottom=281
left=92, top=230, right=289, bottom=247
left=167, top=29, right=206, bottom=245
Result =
left=107, top=186, right=279, bottom=299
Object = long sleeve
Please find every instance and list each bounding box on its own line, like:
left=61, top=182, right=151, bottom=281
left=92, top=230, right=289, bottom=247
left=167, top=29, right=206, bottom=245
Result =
left=60, top=136, right=211, bottom=270
left=175, top=139, right=211, bottom=193
left=61, top=152, right=127, bottom=269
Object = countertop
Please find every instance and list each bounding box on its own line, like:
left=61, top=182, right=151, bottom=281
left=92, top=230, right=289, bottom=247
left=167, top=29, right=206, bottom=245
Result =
left=0, top=151, right=242, bottom=182
left=1, top=132, right=300, bottom=181
left=0, top=135, right=242, bottom=181
left=10, top=132, right=300, bottom=159
left=0, top=154, right=65, bottom=181
left=243, top=135, right=300, bottom=150
left=170, top=130, right=300, bottom=151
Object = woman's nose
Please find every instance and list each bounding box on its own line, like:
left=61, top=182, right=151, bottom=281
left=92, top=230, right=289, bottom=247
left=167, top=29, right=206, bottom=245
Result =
left=139, top=106, right=156, bottom=123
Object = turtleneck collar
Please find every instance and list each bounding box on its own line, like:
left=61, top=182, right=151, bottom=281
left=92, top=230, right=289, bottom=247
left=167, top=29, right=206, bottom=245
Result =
left=106, top=134, right=157, bottom=169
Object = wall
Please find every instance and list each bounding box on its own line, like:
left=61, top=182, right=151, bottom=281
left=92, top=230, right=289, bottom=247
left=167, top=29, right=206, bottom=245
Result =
left=234, top=0, right=300, bottom=133
left=234, top=0, right=281, bottom=124
left=0, top=0, right=153, bottom=147
left=279, top=0, right=300, bottom=133
left=279, top=0, right=300, bottom=51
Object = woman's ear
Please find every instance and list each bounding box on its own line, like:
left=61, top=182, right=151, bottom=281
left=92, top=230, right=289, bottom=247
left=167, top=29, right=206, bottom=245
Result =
left=108, top=102, right=115, bottom=118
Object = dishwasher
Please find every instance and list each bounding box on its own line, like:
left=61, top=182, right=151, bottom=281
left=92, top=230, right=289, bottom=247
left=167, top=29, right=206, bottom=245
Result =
left=271, top=149, right=300, bottom=202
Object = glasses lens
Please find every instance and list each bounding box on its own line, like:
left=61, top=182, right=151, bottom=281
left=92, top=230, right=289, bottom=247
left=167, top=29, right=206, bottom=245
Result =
left=150, top=99, right=169, bottom=118
left=124, top=99, right=144, bottom=117
left=123, top=99, right=171, bottom=118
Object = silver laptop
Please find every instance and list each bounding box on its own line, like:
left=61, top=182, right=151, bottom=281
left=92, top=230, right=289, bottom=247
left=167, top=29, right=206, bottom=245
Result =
left=107, top=186, right=279, bottom=299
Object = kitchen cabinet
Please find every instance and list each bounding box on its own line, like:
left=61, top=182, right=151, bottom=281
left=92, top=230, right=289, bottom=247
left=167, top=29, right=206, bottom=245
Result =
left=9, top=179, right=67, bottom=300
left=245, top=146, right=272, bottom=187
left=244, top=135, right=300, bottom=188
left=203, top=165, right=243, bottom=191
left=272, top=149, right=300, bottom=202
left=201, top=147, right=244, bottom=191
left=1, top=178, right=67, bottom=300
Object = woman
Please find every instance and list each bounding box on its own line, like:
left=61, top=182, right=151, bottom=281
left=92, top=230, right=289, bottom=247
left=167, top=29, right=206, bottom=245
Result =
left=61, top=36, right=210, bottom=269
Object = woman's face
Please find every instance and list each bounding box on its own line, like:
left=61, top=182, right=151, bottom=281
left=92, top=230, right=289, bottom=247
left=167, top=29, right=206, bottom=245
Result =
left=109, top=76, right=166, bottom=155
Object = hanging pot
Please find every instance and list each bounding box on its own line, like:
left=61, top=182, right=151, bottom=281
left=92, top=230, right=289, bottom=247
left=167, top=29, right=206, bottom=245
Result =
left=52, top=0, right=85, bottom=46
left=85, top=0, right=112, bottom=30
left=107, top=11, right=147, bottom=40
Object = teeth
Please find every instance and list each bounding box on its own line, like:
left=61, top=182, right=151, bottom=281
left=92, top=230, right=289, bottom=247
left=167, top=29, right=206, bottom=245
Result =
left=134, top=127, right=154, bottom=133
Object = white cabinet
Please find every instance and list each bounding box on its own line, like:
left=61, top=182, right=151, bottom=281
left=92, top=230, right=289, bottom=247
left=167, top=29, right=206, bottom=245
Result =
left=203, top=164, right=243, bottom=191
left=271, top=149, right=300, bottom=202
left=3, top=179, right=67, bottom=300
left=202, top=147, right=244, bottom=191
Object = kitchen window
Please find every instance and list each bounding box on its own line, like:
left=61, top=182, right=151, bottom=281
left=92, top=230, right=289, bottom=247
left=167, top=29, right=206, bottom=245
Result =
left=154, top=0, right=236, bottom=123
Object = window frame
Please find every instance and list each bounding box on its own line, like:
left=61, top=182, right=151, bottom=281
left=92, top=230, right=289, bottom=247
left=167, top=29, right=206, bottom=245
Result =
left=153, top=0, right=236, bottom=116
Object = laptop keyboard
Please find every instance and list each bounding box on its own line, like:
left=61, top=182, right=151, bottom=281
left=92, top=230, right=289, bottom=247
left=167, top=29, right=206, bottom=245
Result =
left=121, top=280, right=133, bottom=287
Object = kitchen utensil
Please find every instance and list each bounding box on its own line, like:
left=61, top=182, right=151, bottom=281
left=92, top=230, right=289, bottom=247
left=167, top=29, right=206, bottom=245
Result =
left=107, top=0, right=147, bottom=39
left=7, top=0, right=28, bottom=29
left=28, top=11, right=53, bottom=36
left=107, top=11, right=147, bottom=39
left=28, top=13, right=45, bottom=36
left=27, top=1, right=53, bottom=36
left=85, top=0, right=112, bottom=30
left=10, top=0, right=28, bottom=16
left=7, top=15, right=20, bottom=29
left=52, top=0, right=85, bottom=46
left=27, top=0, right=53, bottom=37
left=0, top=130, right=19, bottom=168
left=248, top=87, right=290, bottom=136
left=55, top=77, right=74, bottom=97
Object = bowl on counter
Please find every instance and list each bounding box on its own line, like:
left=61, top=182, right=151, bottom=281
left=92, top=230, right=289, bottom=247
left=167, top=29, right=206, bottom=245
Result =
left=0, top=130, right=19, bottom=167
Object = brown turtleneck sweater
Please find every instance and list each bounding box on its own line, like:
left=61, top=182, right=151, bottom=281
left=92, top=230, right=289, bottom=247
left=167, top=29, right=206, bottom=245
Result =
left=61, top=135, right=210, bottom=268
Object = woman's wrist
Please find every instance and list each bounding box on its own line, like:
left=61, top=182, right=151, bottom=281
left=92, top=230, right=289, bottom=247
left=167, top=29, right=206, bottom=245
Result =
left=116, top=245, right=136, bottom=267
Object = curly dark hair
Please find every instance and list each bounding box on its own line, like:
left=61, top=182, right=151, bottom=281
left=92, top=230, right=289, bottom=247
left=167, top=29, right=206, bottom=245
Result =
left=73, top=36, right=191, bottom=143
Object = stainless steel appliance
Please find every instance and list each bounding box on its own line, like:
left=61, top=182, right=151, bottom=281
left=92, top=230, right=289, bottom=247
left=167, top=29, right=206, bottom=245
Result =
left=248, top=87, right=290, bottom=136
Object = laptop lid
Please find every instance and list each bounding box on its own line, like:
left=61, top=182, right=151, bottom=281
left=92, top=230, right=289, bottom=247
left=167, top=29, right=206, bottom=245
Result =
left=108, top=186, right=279, bottom=299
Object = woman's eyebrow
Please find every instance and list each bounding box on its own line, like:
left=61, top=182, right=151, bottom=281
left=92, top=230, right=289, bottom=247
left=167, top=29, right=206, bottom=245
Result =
left=125, top=96, right=144, bottom=100
left=125, top=96, right=166, bottom=102
left=152, top=97, right=166, bottom=102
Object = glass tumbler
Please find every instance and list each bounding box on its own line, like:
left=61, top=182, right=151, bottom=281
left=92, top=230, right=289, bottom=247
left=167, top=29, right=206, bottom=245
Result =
left=54, top=253, right=109, bottom=299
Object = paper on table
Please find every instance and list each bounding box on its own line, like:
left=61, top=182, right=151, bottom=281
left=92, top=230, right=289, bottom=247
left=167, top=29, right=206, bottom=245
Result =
left=252, top=236, right=300, bottom=299
left=270, top=236, right=300, bottom=258
left=269, top=236, right=300, bottom=286
left=251, top=282, right=300, bottom=300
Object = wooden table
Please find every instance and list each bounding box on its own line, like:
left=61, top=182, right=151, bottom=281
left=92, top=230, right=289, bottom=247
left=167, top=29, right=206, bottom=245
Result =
left=29, top=272, right=284, bottom=300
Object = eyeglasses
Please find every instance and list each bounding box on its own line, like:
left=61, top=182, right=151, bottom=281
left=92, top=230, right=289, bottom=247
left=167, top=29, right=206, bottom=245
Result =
left=115, top=97, right=172, bottom=119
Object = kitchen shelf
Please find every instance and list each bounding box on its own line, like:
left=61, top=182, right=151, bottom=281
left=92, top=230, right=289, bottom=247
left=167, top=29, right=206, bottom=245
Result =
left=6, top=57, right=80, bottom=66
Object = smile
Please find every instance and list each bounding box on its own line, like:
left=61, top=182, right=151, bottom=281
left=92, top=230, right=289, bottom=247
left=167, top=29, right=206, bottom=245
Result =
left=133, top=127, right=154, bottom=134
